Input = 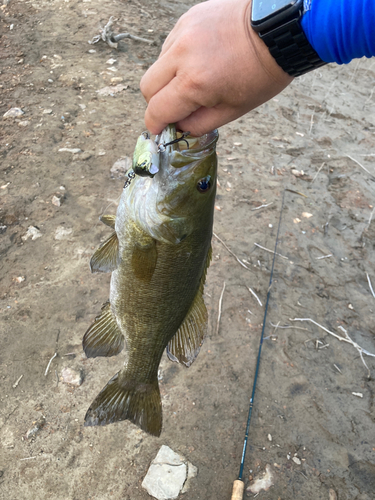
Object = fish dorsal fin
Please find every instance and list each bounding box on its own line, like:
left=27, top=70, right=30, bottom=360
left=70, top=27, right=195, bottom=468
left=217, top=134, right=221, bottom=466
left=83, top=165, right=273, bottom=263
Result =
left=100, top=214, right=116, bottom=229
left=167, top=246, right=212, bottom=367
left=90, top=231, right=120, bottom=273
left=83, top=301, right=124, bottom=358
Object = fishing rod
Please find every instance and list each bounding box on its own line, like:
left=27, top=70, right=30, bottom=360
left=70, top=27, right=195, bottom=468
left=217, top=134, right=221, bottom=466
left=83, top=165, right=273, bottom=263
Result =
left=231, top=189, right=287, bottom=500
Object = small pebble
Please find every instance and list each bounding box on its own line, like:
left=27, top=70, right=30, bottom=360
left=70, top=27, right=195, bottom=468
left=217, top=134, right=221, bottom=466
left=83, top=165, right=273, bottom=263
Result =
left=43, top=109, right=53, bottom=114
left=18, top=120, right=30, bottom=127
left=58, top=148, right=82, bottom=154
left=55, top=226, right=73, bottom=240
left=48, top=79, right=54, bottom=83
left=292, top=456, right=301, bottom=465
left=61, top=367, right=83, bottom=386
left=3, top=107, right=24, bottom=119
left=26, top=416, right=46, bottom=439
left=51, top=195, right=62, bottom=207
left=22, top=226, right=42, bottom=241
left=88, top=49, right=96, bottom=53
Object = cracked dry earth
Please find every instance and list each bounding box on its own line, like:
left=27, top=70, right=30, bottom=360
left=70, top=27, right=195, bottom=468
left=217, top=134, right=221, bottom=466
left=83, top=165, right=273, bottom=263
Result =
left=1, top=0, right=375, bottom=499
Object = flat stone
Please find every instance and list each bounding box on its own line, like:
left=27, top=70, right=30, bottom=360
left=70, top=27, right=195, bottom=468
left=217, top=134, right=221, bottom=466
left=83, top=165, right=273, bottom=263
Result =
left=96, top=84, right=127, bottom=96
left=51, top=195, right=62, bottom=207
left=55, top=226, right=73, bottom=240
left=43, top=109, right=53, bottom=114
left=76, top=151, right=92, bottom=161
left=61, top=367, right=83, bottom=386
left=142, top=445, right=190, bottom=500
left=22, top=226, right=42, bottom=241
left=58, top=148, right=82, bottom=154
left=18, top=120, right=30, bottom=127
left=3, top=107, right=24, bottom=119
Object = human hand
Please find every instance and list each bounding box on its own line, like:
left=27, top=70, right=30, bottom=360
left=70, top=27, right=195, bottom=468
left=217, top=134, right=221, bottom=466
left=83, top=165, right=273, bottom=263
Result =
left=140, top=0, right=293, bottom=136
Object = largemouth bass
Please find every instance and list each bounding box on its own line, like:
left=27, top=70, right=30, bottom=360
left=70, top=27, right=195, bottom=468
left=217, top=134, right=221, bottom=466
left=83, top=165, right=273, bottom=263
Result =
left=83, top=125, right=218, bottom=436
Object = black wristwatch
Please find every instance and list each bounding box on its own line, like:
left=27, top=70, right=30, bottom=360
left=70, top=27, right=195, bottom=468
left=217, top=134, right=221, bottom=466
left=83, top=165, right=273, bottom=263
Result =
left=251, top=0, right=326, bottom=77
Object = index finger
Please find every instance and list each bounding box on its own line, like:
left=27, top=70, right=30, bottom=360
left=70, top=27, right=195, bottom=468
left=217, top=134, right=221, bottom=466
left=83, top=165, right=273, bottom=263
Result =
left=144, top=75, right=202, bottom=135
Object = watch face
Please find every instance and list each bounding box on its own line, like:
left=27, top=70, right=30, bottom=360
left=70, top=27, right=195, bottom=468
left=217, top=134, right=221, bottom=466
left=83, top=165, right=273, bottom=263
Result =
left=252, top=0, right=299, bottom=24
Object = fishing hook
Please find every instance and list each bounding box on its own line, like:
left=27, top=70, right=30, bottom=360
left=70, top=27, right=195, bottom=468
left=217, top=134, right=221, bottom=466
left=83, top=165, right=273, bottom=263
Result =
left=157, top=131, right=191, bottom=153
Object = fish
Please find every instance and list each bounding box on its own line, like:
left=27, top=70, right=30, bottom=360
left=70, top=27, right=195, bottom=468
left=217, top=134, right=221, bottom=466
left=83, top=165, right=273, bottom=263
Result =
left=83, top=124, right=219, bottom=436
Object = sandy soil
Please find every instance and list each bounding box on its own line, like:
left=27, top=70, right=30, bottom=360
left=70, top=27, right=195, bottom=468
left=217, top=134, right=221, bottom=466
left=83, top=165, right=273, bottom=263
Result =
left=1, top=1, right=375, bottom=499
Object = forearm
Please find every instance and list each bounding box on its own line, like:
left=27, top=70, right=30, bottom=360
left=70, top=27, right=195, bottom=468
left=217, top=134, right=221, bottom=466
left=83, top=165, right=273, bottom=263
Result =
left=301, top=0, right=375, bottom=64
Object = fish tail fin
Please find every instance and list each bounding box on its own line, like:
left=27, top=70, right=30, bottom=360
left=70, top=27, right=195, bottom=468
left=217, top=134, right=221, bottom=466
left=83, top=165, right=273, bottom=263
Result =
left=84, top=372, right=162, bottom=436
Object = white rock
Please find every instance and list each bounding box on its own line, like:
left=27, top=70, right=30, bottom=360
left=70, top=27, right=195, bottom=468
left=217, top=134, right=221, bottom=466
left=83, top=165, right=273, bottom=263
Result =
left=55, top=226, right=73, bottom=240
left=61, top=367, right=83, bottom=386
left=268, top=433, right=272, bottom=442
left=96, top=84, right=127, bottom=96
left=51, top=195, right=62, bottom=207
left=22, top=226, right=42, bottom=241
left=142, top=445, right=193, bottom=500
left=292, top=456, right=302, bottom=465
left=18, top=120, right=30, bottom=127
left=3, top=107, right=24, bottom=119
left=247, top=464, right=274, bottom=494
left=58, top=148, right=82, bottom=154
left=43, top=109, right=53, bottom=114
left=1, top=427, right=15, bottom=448
left=110, top=157, right=132, bottom=179
left=181, top=461, right=198, bottom=493
left=106, top=58, right=116, bottom=65
left=88, top=49, right=96, bottom=53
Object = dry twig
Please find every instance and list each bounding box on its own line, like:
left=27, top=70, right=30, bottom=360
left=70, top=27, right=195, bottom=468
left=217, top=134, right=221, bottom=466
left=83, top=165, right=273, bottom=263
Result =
left=346, top=154, right=375, bottom=179
left=89, top=17, right=153, bottom=48
left=247, top=287, right=262, bottom=306
left=311, top=162, right=325, bottom=183
left=213, top=233, right=252, bottom=270
left=215, top=282, right=226, bottom=335
left=366, top=272, right=375, bottom=298
left=291, top=318, right=375, bottom=377
left=251, top=202, right=273, bottom=211
left=254, top=242, right=288, bottom=260
left=45, top=353, right=57, bottom=377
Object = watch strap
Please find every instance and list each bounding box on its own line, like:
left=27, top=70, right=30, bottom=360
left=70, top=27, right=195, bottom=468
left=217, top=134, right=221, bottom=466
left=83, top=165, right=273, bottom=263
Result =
left=260, top=18, right=326, bottom=77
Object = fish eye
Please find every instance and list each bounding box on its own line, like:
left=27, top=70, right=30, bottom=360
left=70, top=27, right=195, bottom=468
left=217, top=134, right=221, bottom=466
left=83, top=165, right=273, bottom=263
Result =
left=197, top=176, right=211, bottom=193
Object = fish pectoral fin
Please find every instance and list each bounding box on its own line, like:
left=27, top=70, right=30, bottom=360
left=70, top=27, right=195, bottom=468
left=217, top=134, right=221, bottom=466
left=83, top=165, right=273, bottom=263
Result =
left=83, top=301, right=124, bottom=358
left=84, top=373, right=162, bottom=437
left=131, top=239, right=158, bottom=282
left=167, top=246, right=211, bottom=367
left=100, top=214, right=116, bottom=229
left=167, top=291, right=208, bottom=367
left=90, top=231, right=120, bottom=273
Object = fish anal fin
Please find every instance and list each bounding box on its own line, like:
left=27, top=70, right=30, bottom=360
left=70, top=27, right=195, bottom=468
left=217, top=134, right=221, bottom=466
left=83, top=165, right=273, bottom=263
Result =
left=167, top=246, right=211, bottom=367
left=84, top=372, right=162, bottom=437
left=83, top=301, right=124, bottom=358
left=90, top=232, right=119, bottom=273
left=100, top=214, right=116, bottom=229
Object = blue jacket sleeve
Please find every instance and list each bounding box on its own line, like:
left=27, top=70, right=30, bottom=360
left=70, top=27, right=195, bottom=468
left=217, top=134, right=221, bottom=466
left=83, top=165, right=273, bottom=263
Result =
left=301, top=0, right=375, bottom=64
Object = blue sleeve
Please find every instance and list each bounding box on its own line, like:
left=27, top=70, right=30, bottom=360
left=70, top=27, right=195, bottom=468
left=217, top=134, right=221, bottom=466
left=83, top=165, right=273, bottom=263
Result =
left=301, top=0, right=375, bottom=64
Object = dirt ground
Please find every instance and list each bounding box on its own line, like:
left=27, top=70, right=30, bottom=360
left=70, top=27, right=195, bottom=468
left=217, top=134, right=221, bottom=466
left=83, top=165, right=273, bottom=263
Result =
left=1, top=1, right=375, bottom=499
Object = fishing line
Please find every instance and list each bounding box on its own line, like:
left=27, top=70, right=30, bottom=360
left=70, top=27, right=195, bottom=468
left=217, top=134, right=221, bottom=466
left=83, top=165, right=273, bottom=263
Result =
left=231, top=188, right=288, bottom=500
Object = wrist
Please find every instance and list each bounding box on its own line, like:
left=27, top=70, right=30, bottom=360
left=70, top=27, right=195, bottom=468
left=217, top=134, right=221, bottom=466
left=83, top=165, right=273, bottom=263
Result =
left=249, top=0, right=326, bottom=77
left=243, top=0, right=294, bottom=85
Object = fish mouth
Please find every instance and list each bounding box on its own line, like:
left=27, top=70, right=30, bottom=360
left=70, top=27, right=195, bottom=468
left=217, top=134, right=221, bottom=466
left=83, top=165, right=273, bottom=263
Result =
left=156, top=125, right=218, bottom=159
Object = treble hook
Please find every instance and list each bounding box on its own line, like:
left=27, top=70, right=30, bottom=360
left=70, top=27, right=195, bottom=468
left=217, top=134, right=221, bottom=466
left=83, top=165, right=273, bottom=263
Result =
left=158, top=131, right=191, bottom=153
